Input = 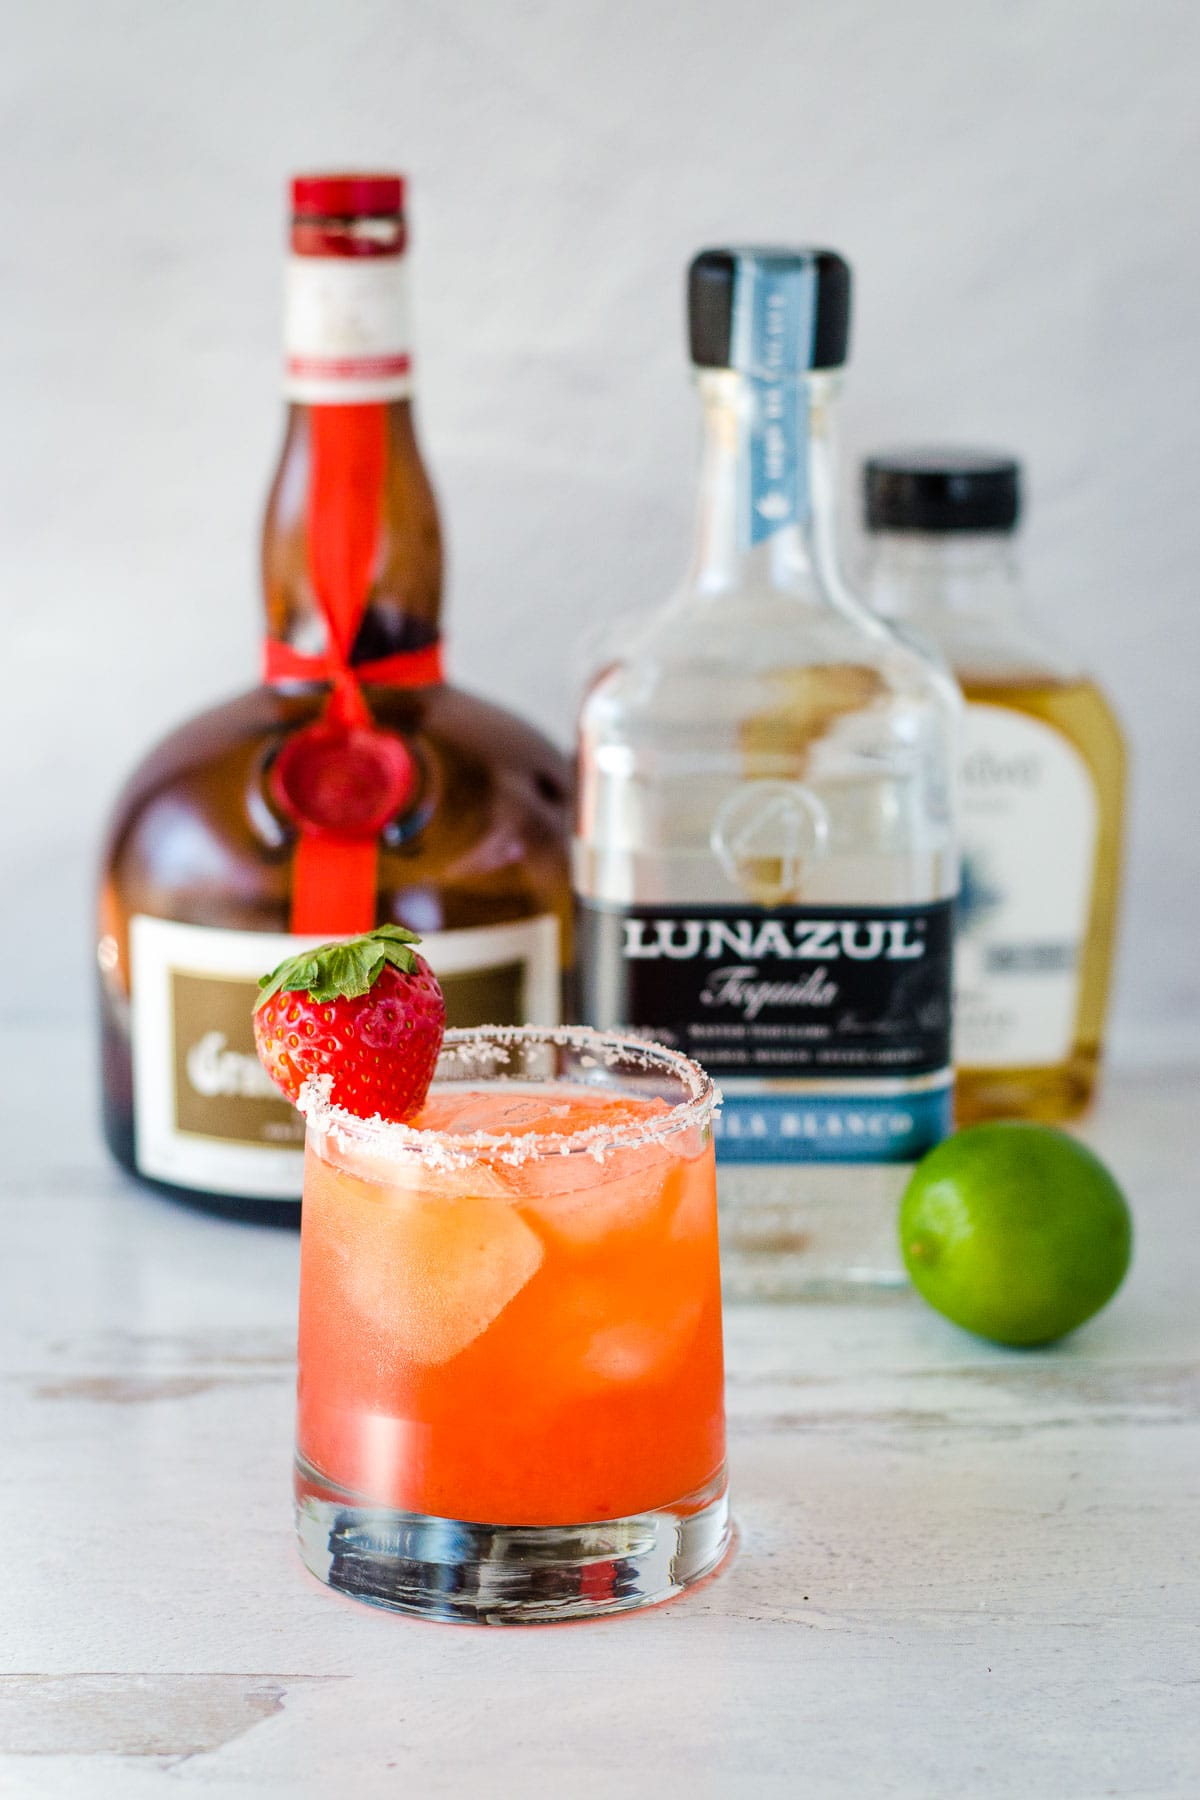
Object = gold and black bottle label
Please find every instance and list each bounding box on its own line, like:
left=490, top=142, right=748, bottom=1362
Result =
left=129, top=915, right=560, bottom=1198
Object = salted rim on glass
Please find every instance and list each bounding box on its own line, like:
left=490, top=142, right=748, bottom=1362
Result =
left=298, top=1024, right=719, bottom=1171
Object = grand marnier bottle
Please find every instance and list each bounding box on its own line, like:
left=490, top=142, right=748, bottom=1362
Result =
left=98, top=174, right=571, bottom=1220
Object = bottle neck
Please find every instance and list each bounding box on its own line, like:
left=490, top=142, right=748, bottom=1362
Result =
left=688, top=369, right=857, bottom=614
left=282, top=219, right=413, bottom=405
left=263, top=233, right=443, bottom=685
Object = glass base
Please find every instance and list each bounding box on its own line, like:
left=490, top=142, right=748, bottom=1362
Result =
left=294, top=1456, right=732, bottom=1625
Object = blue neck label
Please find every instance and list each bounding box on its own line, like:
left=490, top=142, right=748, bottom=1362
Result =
left=730, top=257, right=818, bottom=548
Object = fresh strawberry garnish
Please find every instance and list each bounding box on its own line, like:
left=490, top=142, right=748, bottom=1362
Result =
left=253, top=925, right=445, bottom=1122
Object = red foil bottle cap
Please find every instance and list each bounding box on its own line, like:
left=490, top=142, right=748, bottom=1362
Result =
left=291, top=173, right=405, bottom=220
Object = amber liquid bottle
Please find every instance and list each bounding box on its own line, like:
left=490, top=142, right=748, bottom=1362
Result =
left=863, top=451, right=1126, bottom=1124
left=98, top=174, right=572, bottom=1220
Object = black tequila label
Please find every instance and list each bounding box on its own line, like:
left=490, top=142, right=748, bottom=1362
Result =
left=576, top=899, right=955, bottom=1162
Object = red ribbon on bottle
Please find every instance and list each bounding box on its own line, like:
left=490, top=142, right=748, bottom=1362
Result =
left=264, top=405, right=440, bottom=936
left=263, top=640, right=444, bottom=689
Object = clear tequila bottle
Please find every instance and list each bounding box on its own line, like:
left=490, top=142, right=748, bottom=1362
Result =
left=575, top=249, right=959, bottom=1298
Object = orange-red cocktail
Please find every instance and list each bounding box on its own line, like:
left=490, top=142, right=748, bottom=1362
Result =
left=293, top=1027, right=729, bottom=1623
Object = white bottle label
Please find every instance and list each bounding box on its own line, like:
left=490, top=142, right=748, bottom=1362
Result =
left=955, top=704, right=1098, bottom=1069
left=283, top=254, right=412, bottom=403
left=129, top=914, right=561, bottom=1199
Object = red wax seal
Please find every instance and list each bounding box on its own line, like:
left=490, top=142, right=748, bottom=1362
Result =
left=270, top=722, right=416, bottom=839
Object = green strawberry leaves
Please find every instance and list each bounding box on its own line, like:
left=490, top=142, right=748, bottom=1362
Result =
left=255, top=923, right=423, bottom=1011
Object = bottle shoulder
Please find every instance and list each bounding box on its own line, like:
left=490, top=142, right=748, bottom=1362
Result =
left=924, top=615, right=1087, bottom=688
left=107, top=682, right=568, bottom=804
left=862, top=542, right=1107, bottom=684
left=866, top=567, right=1093, bottom=689
left=101, top=682, right=573, bottom=908
left=580, top=587, right=959, bottom=739
left=103, top=688, right=291, bottom=827
left=411, top=684, right=571, bottom=782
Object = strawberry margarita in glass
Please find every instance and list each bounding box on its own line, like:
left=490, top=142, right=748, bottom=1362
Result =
left=293, top=1026, right=729, bottom=1623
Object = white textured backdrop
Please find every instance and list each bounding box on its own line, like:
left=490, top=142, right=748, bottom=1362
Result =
left=3, top=0, right=1197, bottom=1063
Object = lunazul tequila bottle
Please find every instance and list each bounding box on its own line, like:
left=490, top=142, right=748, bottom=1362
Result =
left=575, top=248, right=959, bottom=1298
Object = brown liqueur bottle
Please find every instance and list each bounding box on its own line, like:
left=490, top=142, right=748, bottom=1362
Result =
left=98, top=173, right=571, bottom=1221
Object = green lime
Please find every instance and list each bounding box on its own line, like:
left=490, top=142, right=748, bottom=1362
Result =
left=899, top=1122, right=1133, bottom=1346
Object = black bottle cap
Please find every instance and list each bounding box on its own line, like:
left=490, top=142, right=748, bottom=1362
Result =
left=864, top=450, right=1021, bottom=533
left=688, top=247, right=852, bottom=373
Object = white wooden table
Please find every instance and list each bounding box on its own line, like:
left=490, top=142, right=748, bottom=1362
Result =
left=3, top=1029, right=1197, bottom=1799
